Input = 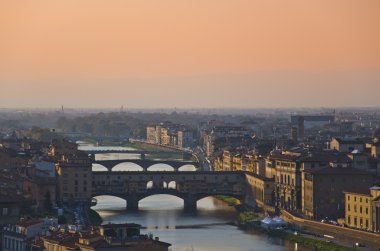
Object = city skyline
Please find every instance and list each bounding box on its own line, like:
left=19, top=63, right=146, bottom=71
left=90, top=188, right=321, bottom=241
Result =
left=1, top=0, right=380, bottom=108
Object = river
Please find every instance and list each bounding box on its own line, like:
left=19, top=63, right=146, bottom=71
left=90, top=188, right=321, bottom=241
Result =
left=79, top=143, right=308, bottom=251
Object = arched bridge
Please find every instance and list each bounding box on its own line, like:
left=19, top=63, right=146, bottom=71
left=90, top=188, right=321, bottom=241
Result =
left=93, top=159, right=199, bottom=171
left=92, top=171, right=250, bottom=211
left=83, top=149, right=194, bottom=162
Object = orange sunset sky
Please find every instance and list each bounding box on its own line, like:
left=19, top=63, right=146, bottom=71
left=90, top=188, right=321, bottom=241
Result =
left=0, top=0, right=379, bottom=108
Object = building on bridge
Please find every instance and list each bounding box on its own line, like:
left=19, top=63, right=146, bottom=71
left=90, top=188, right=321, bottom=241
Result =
left=92, top=171, right=249, bottom=212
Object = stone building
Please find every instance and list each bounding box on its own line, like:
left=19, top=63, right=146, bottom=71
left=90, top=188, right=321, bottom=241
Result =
left=344, top=186, right=380, bottom=231
left=302, top=167, right=374, bottom=220
left=55, top=152, right=92, bottom=204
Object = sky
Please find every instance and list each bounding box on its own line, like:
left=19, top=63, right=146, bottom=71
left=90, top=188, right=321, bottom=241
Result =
left=0, top=0, right=379, bottom=108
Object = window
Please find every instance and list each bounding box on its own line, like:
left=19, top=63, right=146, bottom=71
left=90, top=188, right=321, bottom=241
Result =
left=348, top=204, right=350, bottom=212
left=354, top=197, right=356, bottom=202
left=354, top=217, right=357, bottom=225
left=366, top=219, right=369, bottom=228
left=366, top=207, right=369, bottom=214
left=2, top=207, right=8, bottom=216
left=348, top=195, right=350, bottom=201
left=354, top=205, right=357, bottom=213
left=348, top=216, right=351, bottom=224
left=360, top=198, right=362, bottom=203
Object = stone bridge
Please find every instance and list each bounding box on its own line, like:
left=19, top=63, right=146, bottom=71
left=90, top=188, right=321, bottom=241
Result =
left=93, top=159, right=199, bottom=172
left=83, top=149, right=193, bottom=161
left=92, top=171, right=251, bottom=211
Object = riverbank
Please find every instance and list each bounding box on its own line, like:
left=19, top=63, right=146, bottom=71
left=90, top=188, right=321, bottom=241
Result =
left=214, top=196, right=259, bottom=222
left=214, top=196, right=357, bottom=251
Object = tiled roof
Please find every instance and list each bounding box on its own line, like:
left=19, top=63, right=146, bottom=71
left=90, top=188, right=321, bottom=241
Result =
left=305, top=167, right=373, bottom=175
left=17, top=219, right=43, bottom=228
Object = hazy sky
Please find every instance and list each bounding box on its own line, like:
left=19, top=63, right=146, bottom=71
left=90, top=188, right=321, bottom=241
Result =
left=0, top=0, right=379, bottom=108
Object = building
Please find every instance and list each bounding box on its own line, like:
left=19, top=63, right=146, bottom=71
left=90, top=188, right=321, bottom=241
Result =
left=371, top=139, right=380, bottom=159
left=48, top=139, right=78, bottom=159
left=222, top=150, right=233, bottom=171
left=344, top=186, right=380, bottom=231
left=202, top=125, right=250, bottom=157
left=302, top=167, right=374, bottom=220
left=271, top=152, right=303, bottom=211
left=146, top=126, right=157, bottom=144
left=329, top=137, right=365, bottom=153
left=2, top=218, right=58, bottom=251
left=29, top=223, right=171, bottom=251
left=56, top=152, right=92, bottom=204
left=177, top=129, right=193, bottom=148
left=0, top=192, right=23, bottom=225
left=146, top=123, right=193, bottom=149
left=290, top=115, right=334, bottom=140
left=245, top=173, right=275, bottom=209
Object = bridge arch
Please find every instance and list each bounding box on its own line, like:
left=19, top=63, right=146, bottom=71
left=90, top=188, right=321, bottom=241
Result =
left=147, top=164, right=175, bottom=172
left=112, top=162, right=144, bottom=172
left=177, top=164, right=197, bottom=172
left=168, top=181, right=177, bottom=189
left=92, top=164, right=109, bottom=172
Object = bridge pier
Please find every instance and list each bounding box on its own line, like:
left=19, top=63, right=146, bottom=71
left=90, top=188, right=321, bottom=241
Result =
left=184, top=195, right=197, bottom=212
left=126, top=195, right=139, bottom=211
left=141, top=153, right=146, bottom=160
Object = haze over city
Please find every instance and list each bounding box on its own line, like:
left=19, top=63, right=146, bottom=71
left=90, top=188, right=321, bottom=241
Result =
left=1, top=0, right=380, bottom=108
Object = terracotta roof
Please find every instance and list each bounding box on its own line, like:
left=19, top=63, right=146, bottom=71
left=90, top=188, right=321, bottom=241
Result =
left=333, top=137, right=364, bottom=144
left=17, top=219, right=43, bottom=228
left=305, top=167, right=374, bottom=175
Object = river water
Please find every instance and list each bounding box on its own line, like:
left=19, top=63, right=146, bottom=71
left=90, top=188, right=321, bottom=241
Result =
left=79, top=143, right=307, bottom=251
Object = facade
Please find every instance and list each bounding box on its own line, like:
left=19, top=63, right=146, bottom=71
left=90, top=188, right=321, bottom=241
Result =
left=56, top=152, right=92, bottom=204
left=272, top=153, right=302, bottom=211
left=245, top=173, right=275, bottom=208
left=48, top=140, right=78, bottom=159
left=30, top=223, right=171, bottom=251
left=0, top=194, right=23, bottom=225
left=329, top=137, right=365, bottom=152
left=371, top=140, right=380, bottom=159
left=146, top=123, right=193, bottom=149
left=222, top=150, right=233, bottom=171
left=344, top=186, right=380, bottom=231
left=302, top=167, right=374, bottom=220
left=2, top=218, right=57, bottom=251
left=202, top=125, right=250, bottom=157
left=146, top=126, right=157, bottom=144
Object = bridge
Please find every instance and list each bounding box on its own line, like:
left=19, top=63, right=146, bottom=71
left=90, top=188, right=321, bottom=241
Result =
left=92, top=171, right=251, bottom=211
left=82, top=149, right=193, bottom=161
left=93, top=159, right=199, bottom=171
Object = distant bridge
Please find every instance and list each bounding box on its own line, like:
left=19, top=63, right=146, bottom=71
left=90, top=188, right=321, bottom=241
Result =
left=92, top=171, right=250, bottom=211
left=93, top=159, right=199, bottom=171
left=82, top=149, right=193, bottom=161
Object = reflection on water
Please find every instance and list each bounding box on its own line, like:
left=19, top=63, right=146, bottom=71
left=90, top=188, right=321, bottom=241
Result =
left=92, top=195, right=308, bottom=251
